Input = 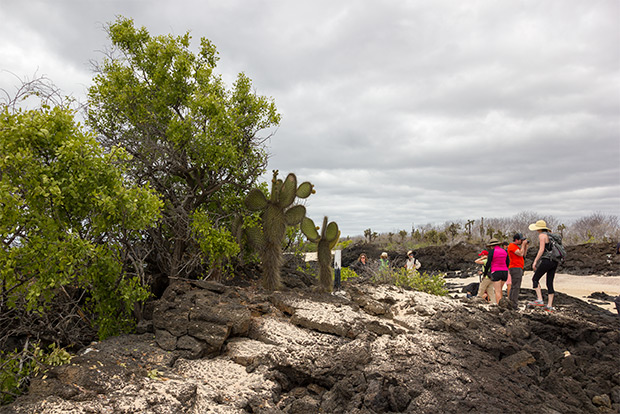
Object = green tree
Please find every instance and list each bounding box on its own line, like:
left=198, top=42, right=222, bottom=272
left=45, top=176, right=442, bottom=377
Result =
left=86, top=17, right=281, bottom=280
left=425, top=229, right=439, bottom=244
left=0, top=103, right=162, bottom=339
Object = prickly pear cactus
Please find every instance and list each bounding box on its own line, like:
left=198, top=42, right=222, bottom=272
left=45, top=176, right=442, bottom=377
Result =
left=301, top=216, right=340, bottom=292
left=244, top=170, right=314, bottom=290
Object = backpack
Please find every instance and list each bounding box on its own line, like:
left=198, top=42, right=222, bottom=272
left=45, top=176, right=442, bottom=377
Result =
left=547, top=233, right=566, bottom=264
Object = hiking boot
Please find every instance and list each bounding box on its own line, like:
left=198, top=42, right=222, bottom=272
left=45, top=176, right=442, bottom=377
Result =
left=527, top=299, right=545, bottom=307
left=544, top=306, right=556, bottom=313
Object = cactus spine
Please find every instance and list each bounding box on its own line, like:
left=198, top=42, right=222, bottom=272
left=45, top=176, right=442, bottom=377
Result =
left=244, top=170, right=314, bottom=290
left=301, top=216, right=340, bottom=292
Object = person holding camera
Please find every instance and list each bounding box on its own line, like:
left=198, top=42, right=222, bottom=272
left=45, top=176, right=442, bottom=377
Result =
left=507, top=233, right=529, bottom=308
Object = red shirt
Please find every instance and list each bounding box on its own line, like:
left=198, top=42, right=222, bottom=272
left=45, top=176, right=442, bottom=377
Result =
left=507, top=242, right=524, bottom=268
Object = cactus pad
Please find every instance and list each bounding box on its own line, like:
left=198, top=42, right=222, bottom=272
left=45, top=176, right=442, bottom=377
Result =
left=296, top=181, right=314, bottom=198
left=285, top=205, right=306, bottom=225
left=325, top=221, right=339, bottom=241
left=245, top=189, right=268, bottom=211
left=301, top=217, right=320, bottom=242
left=279, top=173, right=298, bottom=208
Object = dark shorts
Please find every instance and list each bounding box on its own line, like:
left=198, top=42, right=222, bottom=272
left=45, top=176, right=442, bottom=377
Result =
left=491, top=270, right=508, bottom=282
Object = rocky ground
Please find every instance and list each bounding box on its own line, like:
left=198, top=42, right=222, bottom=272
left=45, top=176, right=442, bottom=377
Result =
left=2, top=258, right=619, bottom=414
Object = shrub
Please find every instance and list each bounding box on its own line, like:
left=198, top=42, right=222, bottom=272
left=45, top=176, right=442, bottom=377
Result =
left=340, top=267, right=359, bottom=282
left=0, top=342, right=72, bottom=404
left=372, top=267, right=448, bottom=296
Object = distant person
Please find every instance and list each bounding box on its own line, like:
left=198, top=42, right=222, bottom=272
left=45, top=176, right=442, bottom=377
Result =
left=527, top=220, right=559, bottom=313
left=350, top=253, right=369, bottom=276
left=405, top=250, right=421, bottom=273
left=507, top=233, right=529, bottom=308
left=483, top=238, right=510, bottom=304
left=616, top=241, right=620, bottom=254
left=379, top=252, right=390, bottom=269
left=475, top=250, right=494, bottom=302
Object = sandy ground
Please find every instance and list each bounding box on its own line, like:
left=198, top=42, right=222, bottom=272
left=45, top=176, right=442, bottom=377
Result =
left=452, top=272, right=620, bottom=312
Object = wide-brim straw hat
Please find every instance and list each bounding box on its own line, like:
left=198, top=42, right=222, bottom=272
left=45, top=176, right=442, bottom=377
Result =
left=487, top=238, right=501, bottom=247
left=528, top=220, right=551, bottom=231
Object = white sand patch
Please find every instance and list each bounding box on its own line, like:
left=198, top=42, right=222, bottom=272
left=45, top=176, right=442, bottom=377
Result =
left=450, top=273, right=620, bottom=312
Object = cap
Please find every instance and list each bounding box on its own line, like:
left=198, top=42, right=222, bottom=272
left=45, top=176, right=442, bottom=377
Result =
left=478, top=250, right=488, bottom=256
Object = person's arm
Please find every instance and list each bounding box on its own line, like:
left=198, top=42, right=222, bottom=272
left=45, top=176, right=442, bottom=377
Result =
left=532, top=233, right=547, bottom=271
left=475, top=257, right=486, bottom=265
left=514, top=240, right=529, bottom=257
left=483, top=250, right=493, bottom=276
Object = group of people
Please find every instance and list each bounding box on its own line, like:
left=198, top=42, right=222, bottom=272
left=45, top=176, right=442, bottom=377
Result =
left=475, top=234, right=529, bottom=307
left=348, top=219, right=561, bottom=313
left=474, top=219, right=559, bottom=312
left=350, top=250, right=422, bottom=276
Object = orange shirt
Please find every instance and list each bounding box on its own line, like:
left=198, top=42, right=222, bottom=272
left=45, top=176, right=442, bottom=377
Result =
left=507, top=242, right=524, bottom=268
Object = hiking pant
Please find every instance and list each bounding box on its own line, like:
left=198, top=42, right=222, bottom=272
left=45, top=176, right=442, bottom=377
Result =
left=508, top=267, right=523, bottom=306
left=532, top=258, right=558, bottom=294
left=477, top=277, right=494, bottom=300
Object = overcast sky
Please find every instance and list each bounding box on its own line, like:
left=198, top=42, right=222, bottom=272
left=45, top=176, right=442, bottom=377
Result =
left=1, top=0, right=619, bottom=237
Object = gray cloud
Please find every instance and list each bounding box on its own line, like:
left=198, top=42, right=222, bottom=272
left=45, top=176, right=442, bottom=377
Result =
left=1, top=0, right=618, bottom=237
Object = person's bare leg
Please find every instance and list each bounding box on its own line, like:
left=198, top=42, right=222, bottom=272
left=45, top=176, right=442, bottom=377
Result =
left=534, top=285, right=543, bottom=302
left=548, top=293, right=554, bottom=308
left=494, top=281, right=504, bottom=304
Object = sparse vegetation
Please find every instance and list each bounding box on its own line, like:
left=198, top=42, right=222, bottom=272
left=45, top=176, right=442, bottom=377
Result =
left=371, top=267, right=448, bottom=296
left=350, top=211, right=619, bottom=252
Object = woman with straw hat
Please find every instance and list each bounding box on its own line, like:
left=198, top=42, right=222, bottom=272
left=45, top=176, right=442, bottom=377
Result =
left=528, top=220, right=558, bottom=312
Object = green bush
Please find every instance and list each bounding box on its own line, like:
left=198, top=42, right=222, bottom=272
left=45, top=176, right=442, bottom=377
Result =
left=372, top=267, right=448, bottom=296
left=340, top=267, right=359, bottom=282
left=0, top=342, right=72, bottom=404
left=0, top=104, right=162, bottom=340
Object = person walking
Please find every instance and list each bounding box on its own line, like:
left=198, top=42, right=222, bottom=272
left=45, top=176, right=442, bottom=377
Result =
left=475, top=250, right=494, bottom=302
left=483, top=238, right=510, bottom=304
left=507, top=233, right=529, bottom=308
left=528, top=220, right=559, bottom=312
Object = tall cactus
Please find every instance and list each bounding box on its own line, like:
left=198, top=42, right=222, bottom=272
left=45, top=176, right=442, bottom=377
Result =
left=244, top=170, right=314, bottom=290
left=301, top=216, right=340, bottom=292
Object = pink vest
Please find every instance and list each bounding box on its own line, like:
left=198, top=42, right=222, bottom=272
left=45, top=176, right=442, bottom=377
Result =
left=490, top=246, right=509, bottom=272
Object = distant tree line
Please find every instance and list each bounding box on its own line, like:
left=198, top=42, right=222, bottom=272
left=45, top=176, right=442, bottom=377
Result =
left=358, top=211, right=619, bottom=250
